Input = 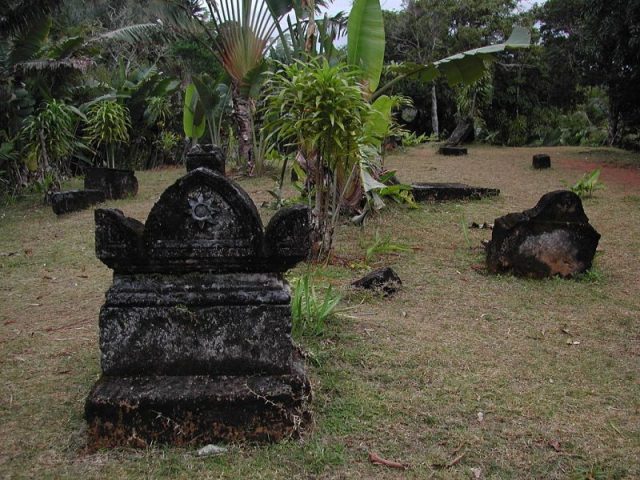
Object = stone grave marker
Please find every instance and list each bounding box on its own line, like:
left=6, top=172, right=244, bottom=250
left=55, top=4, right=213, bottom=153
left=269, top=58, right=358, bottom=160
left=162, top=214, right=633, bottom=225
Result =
left=411, top=182, right=499, bottom=202
left=84, top=167, right=138, bottom=199
left=51, top=189, right=105, bottom=215
left=438, top=146, right=468, bottom=156
left=486, top=190, right=601, bottom=278
left=185, top=144, right=225, bottom=174
left=532, top=153, right=551, bottom=169
left=85, top=166, right=312, bottom=447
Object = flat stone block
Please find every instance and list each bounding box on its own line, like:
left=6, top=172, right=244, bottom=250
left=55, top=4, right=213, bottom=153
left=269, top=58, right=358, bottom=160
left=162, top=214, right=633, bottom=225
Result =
left=85, top=358, right=311, bottom=448
left=438, top=146, right=468, bottom=156
left=532, top=154, right=551, bottom=169
left=51, top=189, right=105, bottom=215
left=85, top=167, right=138, bottom=199
left=411, top=183, right=500, bottom=202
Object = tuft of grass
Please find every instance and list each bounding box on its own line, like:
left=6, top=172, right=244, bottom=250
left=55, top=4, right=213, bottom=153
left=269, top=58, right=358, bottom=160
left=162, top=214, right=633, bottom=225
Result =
left=290, top=272, right=342, bottom=338
left=362, top=229, right=411, bottom=264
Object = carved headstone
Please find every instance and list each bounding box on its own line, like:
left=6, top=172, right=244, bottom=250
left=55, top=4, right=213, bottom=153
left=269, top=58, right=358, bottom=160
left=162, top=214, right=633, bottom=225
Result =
left=85, top=167, right=312, bottom=448
left=486, top=190, right=601, bottom=278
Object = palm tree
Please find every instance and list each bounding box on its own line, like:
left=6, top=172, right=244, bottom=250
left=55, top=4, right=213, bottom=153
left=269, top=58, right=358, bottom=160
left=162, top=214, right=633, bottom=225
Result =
left=165, top=0, right=289, bottom=174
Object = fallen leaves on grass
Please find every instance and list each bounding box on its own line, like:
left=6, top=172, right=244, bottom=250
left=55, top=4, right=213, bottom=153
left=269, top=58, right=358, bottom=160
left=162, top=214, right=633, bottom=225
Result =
left=368, top=452, right=408, bottom=470
left=548, top=439, right=562, bottom=452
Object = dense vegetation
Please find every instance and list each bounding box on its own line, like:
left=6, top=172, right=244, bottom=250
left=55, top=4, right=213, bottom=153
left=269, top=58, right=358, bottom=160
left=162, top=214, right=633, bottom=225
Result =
left=1, top=0, right=638, bottom=211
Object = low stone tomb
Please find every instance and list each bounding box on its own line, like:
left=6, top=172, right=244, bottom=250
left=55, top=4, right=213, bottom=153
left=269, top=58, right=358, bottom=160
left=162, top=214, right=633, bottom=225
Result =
left=185, top=143, right=225, bottom=174
left=532, top=154, right=551, bottom=169
left=486, top=190, right=600, bottom=278
left=85, top=167, right=312, bottom=447
left=84, top=167, right=138, bottom=199
left=438, top=146, right=468, bottom=156
left=411, top=183, right=500, bottom=202
left=51, top=189, right=105, bottom=215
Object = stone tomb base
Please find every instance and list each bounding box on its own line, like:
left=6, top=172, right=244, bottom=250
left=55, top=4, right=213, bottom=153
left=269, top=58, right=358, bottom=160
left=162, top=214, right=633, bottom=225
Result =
left=411, top=182, right=500, bottom=202
left=85, top=357, right=310, bottom=448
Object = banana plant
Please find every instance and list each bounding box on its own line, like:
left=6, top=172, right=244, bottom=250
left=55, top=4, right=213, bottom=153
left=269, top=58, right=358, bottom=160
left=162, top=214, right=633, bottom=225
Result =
left=344, top=0, right=530, bottom=217
left=183, top=75, right=231, bottom=146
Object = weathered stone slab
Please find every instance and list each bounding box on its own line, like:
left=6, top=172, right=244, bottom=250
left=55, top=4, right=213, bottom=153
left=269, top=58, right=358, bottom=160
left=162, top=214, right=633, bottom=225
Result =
left=532, top=154, right=551, bottom=169
left=438, top=146, right=468, bottom=156
left=352, top=267, right=402, bottom=296
left=85, top=357, right=310, bottom=448
left=100, top=299, right=293, bottom=376
left=186, top=144, right=225, bottom=175
left=85, top=167, right=138, bottom=199
left=51, top=189, right=105, bottom=215
left=486, top=190, right=601, bottom=278
left=411, top=183, right=500, bottom=202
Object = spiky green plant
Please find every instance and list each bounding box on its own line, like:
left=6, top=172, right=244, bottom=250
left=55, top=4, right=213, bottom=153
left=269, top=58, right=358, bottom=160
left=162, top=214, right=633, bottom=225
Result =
left=20, top=99, right=77, bottom=174
left=570, top=168, right=604, bottom=198
left=290, top=272, right=342, bottom=338
left=84, top=100, right=131, bottom=168
left=265, top=59, right=371, bottom=258
left=363, top=229, right=411, bottom=264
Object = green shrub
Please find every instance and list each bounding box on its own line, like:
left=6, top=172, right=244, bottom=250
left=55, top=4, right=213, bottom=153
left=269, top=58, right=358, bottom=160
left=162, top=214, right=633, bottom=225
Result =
left=84, top=100, right=131, bottom=168
left=20, top=100, right=78, bottom=173
left=507, top=115, right=528, bottom=146
left=570, top=168, right=604, bottom=198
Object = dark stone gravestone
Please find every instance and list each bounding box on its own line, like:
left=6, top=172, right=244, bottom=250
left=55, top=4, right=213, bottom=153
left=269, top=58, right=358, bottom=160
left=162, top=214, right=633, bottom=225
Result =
left=352, top=267, right=402, bottom=296
left=185, top=144, right=225, bottom=175
left=85, top=167, right=312, bottom=448
left=51, top=189, right=105, bottom=215
left=532, top=154, right=551, bottom=169
left=438, top=146, right=468, bottom=156
left=411, top=183, right=500, bottom=202
left=84, top=167, right=138, bottom=199
left=486, top=190, right=601, bottom=278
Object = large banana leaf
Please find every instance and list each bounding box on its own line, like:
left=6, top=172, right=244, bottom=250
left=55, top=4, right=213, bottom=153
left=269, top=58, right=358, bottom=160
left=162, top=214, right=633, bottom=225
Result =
left=364, top=95, right=394, bottom=148
left=374, top=26, right=531, bottom=99
left=183, top=83, right=206, bottom=140
left=347, top=0, right=385, bottom=93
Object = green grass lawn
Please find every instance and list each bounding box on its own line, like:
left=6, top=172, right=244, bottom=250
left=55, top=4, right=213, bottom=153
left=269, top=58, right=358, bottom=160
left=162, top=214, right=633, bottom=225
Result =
left=1, top=146, right=639, bottom=479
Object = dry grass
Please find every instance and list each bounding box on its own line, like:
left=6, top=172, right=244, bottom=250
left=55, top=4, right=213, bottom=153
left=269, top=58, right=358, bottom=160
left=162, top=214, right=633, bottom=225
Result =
left=1, top=146, right=639, bottom=479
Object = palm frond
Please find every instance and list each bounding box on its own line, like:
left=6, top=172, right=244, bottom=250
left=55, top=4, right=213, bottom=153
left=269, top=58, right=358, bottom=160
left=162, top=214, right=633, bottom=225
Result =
left=8, top=15, right=51, bottom=66
left=16, top=57, right=94, bottom=73
left=0, top=0, right=63, bottom=38
left=89, top=23, right=164, bottom=44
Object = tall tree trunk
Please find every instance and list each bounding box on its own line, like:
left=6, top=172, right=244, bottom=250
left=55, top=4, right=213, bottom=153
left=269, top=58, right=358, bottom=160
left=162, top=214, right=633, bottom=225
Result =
left=607, top=97, right=620, bottom=146
left=232, top=85, right=254, bottom=175
left=431, top=84, right=439, bottom=138
left=446, top=116, right=474, bottom=146
left=305, top=0, right=317, bottom=53
left=310, top=151, right=326, bottom=259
